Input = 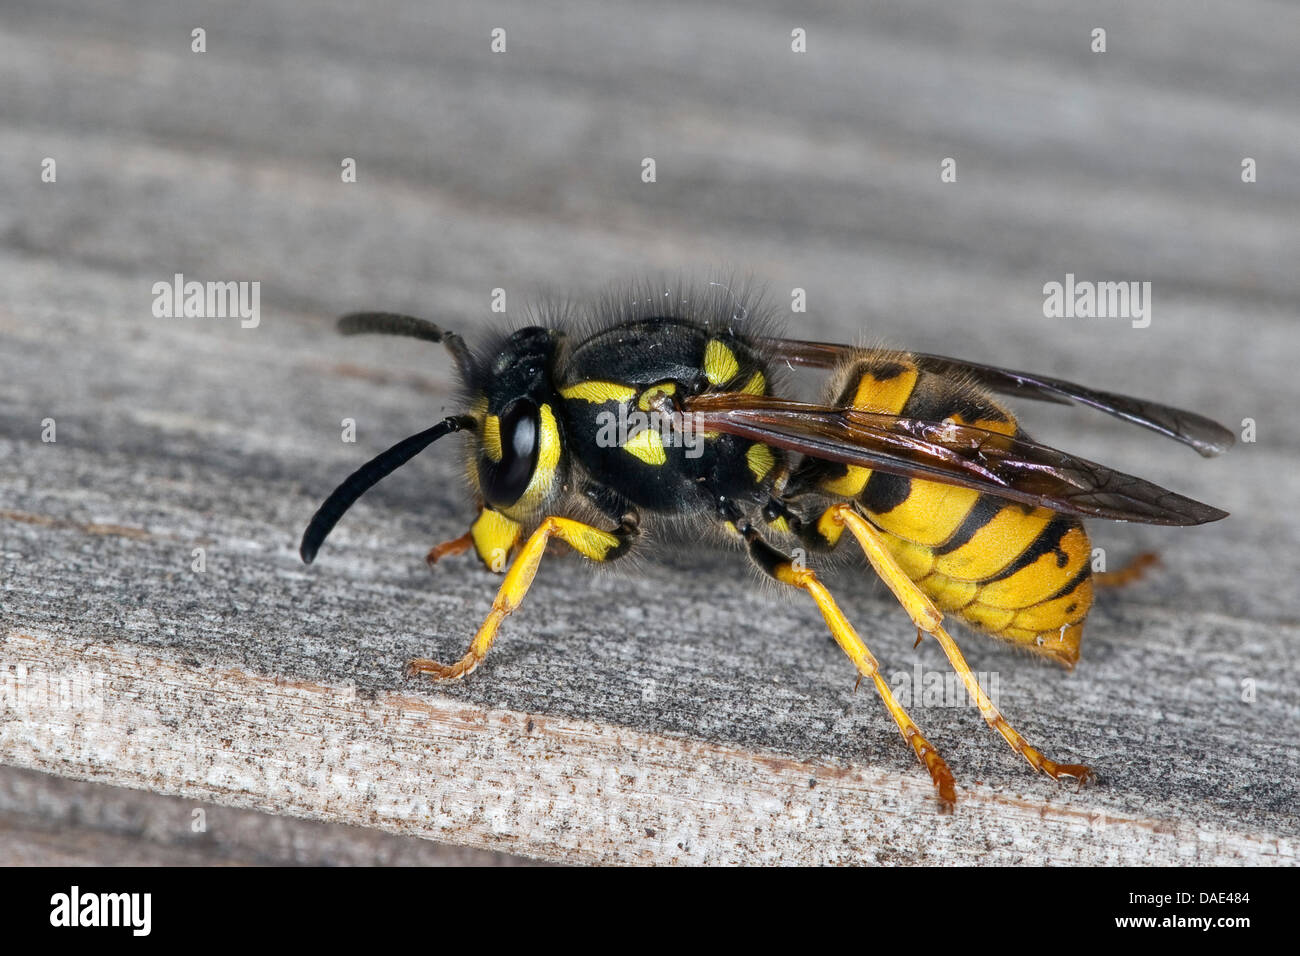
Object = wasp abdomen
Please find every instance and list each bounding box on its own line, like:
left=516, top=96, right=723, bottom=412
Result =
left=793, top=352, right=1094, bottom=667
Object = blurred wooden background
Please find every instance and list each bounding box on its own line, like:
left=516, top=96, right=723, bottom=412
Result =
left=1, top=0, right=1297, bottom=864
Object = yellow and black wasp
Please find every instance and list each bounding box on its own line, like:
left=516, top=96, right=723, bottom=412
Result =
left=299, top=283, right=1231, bottom=809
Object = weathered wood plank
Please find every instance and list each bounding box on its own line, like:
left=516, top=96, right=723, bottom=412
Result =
left=1, top=0, right=1297, bottom=864
left=0, top=765, right=536, bottom=866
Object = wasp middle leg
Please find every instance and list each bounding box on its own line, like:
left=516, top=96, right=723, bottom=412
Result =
left=721, top=499, right=957, bottom=810
left=820, top=502, right=1095, bottom=788
left=1094, top=551, right=1160, bottom=589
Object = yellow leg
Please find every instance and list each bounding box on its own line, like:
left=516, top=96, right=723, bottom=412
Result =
left=827, top=503, right=1095, bottom=788
left=1094, top=551, right=1159, bottom=589
left=406, top=515, right=625, bottom=681
left=771, top=562, right=957, bottom=810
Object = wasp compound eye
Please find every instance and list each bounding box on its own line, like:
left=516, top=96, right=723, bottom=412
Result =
left=482, top=398, right=540, bottom=507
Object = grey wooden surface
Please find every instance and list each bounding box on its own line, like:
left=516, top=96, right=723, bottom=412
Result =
left=0, top=765, right=536, bottom=866
left=1, top=0, right=1298, bottom=864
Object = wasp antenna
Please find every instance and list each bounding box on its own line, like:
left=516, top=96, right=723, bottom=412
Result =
left=337, top=312, right=474, bottom=380
left=300, top=414, right=474, bottom=564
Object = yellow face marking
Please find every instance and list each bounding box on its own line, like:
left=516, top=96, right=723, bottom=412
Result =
left=746, top=443, right=775, bottom=481
left=740, top=370, right=766, bottom=395
left=622, top=426, right=667, bottom=465
left=560, top=380, right=637, bottom=405
left=470, top=507, right=523, bottom=571
left=637, top=382, right=677, bottom=412
left=482, top=414, right=502, bottom=462
left=704, top=339, right=739, bottom=386
left=770, top=515, right=791, bottom=535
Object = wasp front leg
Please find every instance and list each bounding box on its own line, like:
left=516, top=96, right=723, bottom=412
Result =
left=423, top=503, right=516, bottom=571
left=406, top=512, right=638, bottom=681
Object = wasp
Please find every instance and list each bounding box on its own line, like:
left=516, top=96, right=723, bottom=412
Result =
left=299, top=283, right=1231, bottom=809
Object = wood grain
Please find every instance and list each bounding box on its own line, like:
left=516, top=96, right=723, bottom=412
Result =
left=1, top=0, right=1297, bottom=864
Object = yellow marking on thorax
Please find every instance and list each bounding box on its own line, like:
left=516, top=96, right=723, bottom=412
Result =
left=623, top=427, right=667, bottom=465
left=637, top=382, right=677, bottom=412
left=704, top=340, right=740, bottom=386
left=560, top=381, right=637, bottom=404
left=746, top=443, right=775, bottom=481
left=482, top=414, right=502, bottom=462
left=740, top=371, right=766, bottom=395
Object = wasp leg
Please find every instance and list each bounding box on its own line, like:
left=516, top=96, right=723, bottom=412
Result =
left=426, top=529, right=475, bottom=567
left=406, top=513, right=637, bottom=681
left=1094, top=551, right=1159, bottom=589
left=724, top=506, right=957, bottom=810
left=429, top=502, right=516, bottom=572
left=825, top=503, right=1095, bottom=788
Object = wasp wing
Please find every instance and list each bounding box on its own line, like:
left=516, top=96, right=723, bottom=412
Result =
left=761, top=338, right=1234, bottom=457
left=680, top=392, right=1228, bottom=526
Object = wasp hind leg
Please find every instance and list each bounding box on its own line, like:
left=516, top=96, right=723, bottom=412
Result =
left=1094, top=551, right=1160, bottom=589
left=406, top=513, right=638, bottom=681
left=823, top=503, right=1095, bottom=789
left=426, top=529, right=475, bottom=567
left=724, top=504, right=957, bottom=810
